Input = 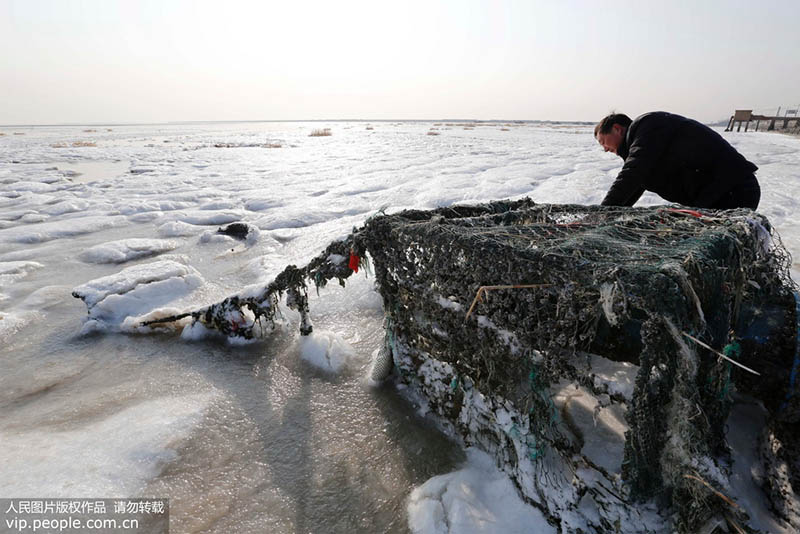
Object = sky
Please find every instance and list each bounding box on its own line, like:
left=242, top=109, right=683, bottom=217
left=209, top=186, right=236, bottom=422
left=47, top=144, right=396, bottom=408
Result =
left=2, top=0, right=799, bottom=125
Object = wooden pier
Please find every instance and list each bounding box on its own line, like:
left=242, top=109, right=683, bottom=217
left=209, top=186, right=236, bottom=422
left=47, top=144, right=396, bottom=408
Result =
left=725, top=109, right=800, bottom=132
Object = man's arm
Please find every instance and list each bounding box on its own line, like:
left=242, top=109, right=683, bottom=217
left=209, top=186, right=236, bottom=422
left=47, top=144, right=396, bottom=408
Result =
left=600, top=170, right=646, bottom=206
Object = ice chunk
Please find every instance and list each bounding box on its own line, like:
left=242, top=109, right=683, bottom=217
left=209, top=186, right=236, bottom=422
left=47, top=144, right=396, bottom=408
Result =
left=180, top=320, right=216, bottom=341
left=127, top=211, right=164, bottom=223
left=19, top=285, right=69, bottom=310
left=199, top=230, right=234, bottom=244
left=169, top=210, right=244, bottom=226
left=41, top=199, right=92, bottom=216
left=118, top=200, right=194, bottom=215
left=299, top=330, right=354, bottom=372
left=72, top=260, right=204, bottom=332
left=158, top=221, right=201, bottom=237
left=0, top=215, right=128, bottom=244
left=72, top=260, right=198, bottom=309
left=253, top=211, right=334, bottom=230
left=0, top=310, right=41, bottom=343
left=20, top=213, right=48, bottom=223
left=243, top=198, right=284, bottom=211
left=80, top=238, right=179, bottom=264
left=408, top=448, right=555, bottom=534
left=0, top=260, right=43, bottom=286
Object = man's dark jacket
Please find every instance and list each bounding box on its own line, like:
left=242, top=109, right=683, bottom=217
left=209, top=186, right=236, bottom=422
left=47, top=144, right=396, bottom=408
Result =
left=601, top=112, right=758, bottom=207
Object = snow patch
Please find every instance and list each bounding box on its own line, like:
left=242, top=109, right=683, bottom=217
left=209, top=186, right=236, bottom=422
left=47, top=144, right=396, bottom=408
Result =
left=327, top=253, right=346, bottom=265
left=589, top=353, right=637, bottom=401
left=475, top=315, right=522, bottom=354
left=725, top=400, right=794, bottom=534
left=436, top=295, right=463, bottom=312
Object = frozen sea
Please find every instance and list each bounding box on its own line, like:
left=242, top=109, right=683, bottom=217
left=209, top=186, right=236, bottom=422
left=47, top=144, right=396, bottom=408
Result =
left=1, top=121, right=799, bottom=533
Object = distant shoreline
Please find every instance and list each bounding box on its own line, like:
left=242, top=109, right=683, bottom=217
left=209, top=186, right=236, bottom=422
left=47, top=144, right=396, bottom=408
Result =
left=0, top=119, right=596, bottom=128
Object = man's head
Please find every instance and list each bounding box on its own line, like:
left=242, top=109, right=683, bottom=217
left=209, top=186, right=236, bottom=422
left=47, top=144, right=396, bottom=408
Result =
left=594, top=113, right=632, bottom=155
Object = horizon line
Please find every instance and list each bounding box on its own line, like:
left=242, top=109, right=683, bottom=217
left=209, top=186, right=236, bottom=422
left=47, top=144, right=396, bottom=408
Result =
left=0, top=118, right=598, bottom=128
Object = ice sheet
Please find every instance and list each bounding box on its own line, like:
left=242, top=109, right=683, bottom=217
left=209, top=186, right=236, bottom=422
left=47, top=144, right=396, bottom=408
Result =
left=0, top=393, right=216, bottom=497
left=2, top=122, right=799, bottom=533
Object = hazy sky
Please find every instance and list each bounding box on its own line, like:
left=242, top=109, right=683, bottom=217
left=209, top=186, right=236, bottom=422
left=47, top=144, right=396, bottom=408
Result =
left=2, top=0, right=799, bottom=124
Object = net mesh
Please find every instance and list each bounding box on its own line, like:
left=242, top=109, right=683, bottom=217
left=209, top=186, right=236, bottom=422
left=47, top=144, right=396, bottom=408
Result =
left=134, top=199, right=798, bottom=532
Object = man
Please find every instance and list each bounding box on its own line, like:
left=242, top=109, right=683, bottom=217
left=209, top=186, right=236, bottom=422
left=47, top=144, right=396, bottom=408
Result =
left=595, top=112, right=760, bottom=209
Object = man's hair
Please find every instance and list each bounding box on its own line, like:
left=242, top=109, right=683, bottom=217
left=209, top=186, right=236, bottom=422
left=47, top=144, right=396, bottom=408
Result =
left=594, top=113, right=632, bottom=137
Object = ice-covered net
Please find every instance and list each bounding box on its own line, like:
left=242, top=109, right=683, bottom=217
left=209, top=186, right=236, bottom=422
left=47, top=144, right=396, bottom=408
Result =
left=362, top=200, right=798, bottom=529
left=128, top=199, right=799, bottom=532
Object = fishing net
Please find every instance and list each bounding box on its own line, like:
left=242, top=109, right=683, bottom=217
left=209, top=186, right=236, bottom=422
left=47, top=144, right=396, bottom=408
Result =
left=114, top=199, right=799, bottom=532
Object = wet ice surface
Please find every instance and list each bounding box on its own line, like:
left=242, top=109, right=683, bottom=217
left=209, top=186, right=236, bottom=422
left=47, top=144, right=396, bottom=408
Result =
left=1, top=121, right=799, bottom=532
